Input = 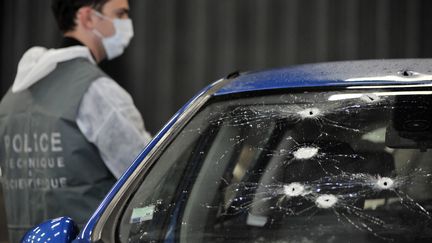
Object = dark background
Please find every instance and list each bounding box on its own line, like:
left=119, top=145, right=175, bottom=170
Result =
left=0, top=0, right=431, bottom=134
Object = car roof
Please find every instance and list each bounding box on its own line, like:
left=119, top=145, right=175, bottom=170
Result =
left=214, top=59, right=432, bottom=96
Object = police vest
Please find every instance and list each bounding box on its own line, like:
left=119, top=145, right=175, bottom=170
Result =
left=0, top=58, right=117, bottom=242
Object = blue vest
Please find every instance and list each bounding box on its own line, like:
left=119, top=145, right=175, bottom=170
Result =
left=0, top=58, right=116, bottom=242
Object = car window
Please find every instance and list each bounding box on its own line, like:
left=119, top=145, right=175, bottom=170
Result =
left=118, top=90, right=432, bottom=242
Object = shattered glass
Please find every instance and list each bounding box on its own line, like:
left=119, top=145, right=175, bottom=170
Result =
left=119, top=89, right=432, bottom=243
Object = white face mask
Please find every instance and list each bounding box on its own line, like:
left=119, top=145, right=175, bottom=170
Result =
left=93, top=11, right=134, bottom=60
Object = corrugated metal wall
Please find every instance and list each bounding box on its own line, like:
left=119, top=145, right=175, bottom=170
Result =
left=0, top=0, right=431, bottom=133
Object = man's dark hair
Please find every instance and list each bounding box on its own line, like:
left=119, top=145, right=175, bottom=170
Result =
left=51, top=0, right=109, bottom=33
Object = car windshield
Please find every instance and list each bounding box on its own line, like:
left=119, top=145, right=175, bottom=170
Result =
left=118, top=88, right=432, bottom=243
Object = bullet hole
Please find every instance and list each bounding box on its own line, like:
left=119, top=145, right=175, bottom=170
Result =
left=375, top=177, right=395, bottom=190
left=283, top=182, right=307, bottom=197
left=361, top=94, right=380, bottom=103
left=315, top=194, right=338, bottom=209
left=400, top=70, right=415, bottom=77
left=297, top=108, right=321, bottom=119
left=293, top=146, right=319, bottom=160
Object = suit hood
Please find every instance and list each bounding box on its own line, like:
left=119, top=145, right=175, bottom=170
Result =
left=12, top=46, right=95, bottom=93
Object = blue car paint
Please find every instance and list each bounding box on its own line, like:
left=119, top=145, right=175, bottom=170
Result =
left=21, top=217, right=78, bottom=243
left=23, top=59, right=432, bottom=242
left=215, top=59, right=432, bottom=95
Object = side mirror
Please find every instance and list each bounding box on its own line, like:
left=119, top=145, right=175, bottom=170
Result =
left=21, top=217, right=78, bottom=243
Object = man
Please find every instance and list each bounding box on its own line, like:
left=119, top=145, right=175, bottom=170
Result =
left=0, top=0, right=152, bottom=241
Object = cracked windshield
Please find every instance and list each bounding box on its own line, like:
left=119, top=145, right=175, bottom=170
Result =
left=119, top=89, right=432, bottom=243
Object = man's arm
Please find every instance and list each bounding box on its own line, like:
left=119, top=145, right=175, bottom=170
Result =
left=77, top=77, right=152, bottom=179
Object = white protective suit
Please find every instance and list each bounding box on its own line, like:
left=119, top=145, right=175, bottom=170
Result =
left=11, top=46, right=152, bottom=179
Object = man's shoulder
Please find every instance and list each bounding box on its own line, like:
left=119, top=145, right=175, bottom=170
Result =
left=87, top=77, right=133, bottom=103
left=61, top=57, right=104, bottom=73
left=54, top=57, right=110, bottom=83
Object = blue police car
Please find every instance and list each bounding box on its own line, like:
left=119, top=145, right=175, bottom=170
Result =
left=23, top=60, right=432, bottom=242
